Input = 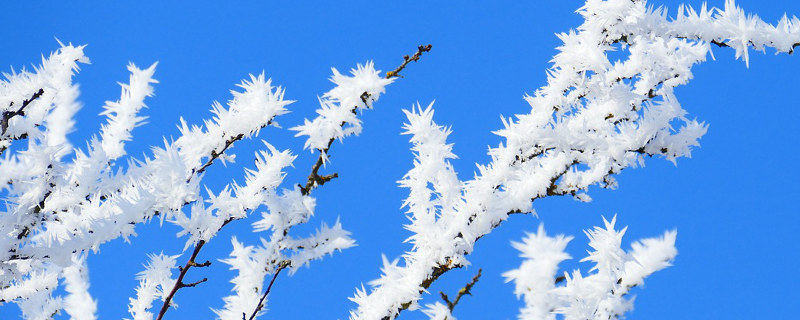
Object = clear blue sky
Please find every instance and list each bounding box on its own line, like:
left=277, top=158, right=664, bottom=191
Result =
left=1, top=1, right=799, bottom=319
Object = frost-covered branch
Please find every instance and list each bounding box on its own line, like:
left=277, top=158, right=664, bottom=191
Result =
left=348, top=1, right=800, bottom=319
left=3, top=1, right=799, bottom=319
left=62, top=255, right=97, bottom=320
left=297, top=44, right=432, bottom=195
left=0, top=41, right=437, bottom=320
left=0, top=40, right=295, bottom=319
left=214, top=45, right=433, bottom=320
left=503, top=219, right=677, bottom=320
left=129, top=253, right=180, bottom=320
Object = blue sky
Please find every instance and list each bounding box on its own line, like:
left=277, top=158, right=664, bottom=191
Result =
left=1, top=1, right=799, bottom=319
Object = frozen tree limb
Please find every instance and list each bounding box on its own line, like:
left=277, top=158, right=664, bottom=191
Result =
left=214, top=45, right=433, bottom=320
left=348, top=1, right=800, bottom=319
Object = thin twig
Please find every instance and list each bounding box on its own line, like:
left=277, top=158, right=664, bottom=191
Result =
left=180, top=277, right=208, bottom=288
left=190, top=133, right=245, bottom=181
left=247, top=260, right=290, bottom=320
left=2, top=88, right=44, bottom=136
left=300, top=138, right=336, bottom=195
left=299, top=44, right=433, bottom=196
left=440, top=269, right=482, bottom=313
left=386, top=44, right=433, bottom=78
left=155, top=240, right=211, bottom=320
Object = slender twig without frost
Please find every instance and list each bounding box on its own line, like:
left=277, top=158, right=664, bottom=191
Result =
left=385, top=44, right=432, bottom=79
left=247, top=260, right=290, bottom=320
left=155, top=240, right=212, bottom=320
left=440, top=269, right=482, bottom=313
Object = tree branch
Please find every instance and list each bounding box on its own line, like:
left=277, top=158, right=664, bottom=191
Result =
left=300, top=44, right=433, bottom=196
left=440, top=269, right=481, bottom=313
left=179, top=277, right=208, bottom=288
left=385, top=44, right=432, bottom=78
left=155, top=240, right=210, bottom=320
left=159, top=44, right=433, bottom=320
left=2, top=88, right=44, bottom=136
left=190, top=133, right=246, bottom=181
left=247, top=260, right=290, bottom=320
left=384, top=258, right=459, bottom=320
left=387, top=158, right=583, bottom=319
left=300, top=138, right=336, bottom=196
left=0, top=89, right=45, bottom=156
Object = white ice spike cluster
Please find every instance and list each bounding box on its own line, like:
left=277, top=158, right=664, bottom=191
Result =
left=128, top=253, right=180, bottom=320
left=292, top=61, right=394, bottom=161
left=503, top=219, right=677, bottom=320
left=348, top=1, right=800, bottom=319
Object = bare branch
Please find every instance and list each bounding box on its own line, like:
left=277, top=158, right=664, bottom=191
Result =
left=179, top=277, right=208, bottom=288
left=155, top=240, right=208, bottom=320
left=440, top=269, right=482, bottom=313
left=300, top=138, right=336, bottom=196
left=247, top=260, right=290, bottom=320
left=385, top=44, right=433, bottom=78
left=2, top=88, right=44, bottom=136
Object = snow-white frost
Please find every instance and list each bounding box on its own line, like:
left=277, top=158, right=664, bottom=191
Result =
left=1, top=1, right=798, bottom=319
left=128, top=253, right=179, bottom=320
left=503, top=219, right=677, bottom=320
left=62, top=256, right=97, bottom=320
left=422, top=302, right=455, bottom=320
left=292, top=62, right=394, bottom=161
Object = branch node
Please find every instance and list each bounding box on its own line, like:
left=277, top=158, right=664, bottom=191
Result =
left=189, top=260, right=211, bottom=268
left=179, top=277, right=208, bottom=288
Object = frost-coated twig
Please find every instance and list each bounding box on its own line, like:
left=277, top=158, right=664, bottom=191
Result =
left=191, top=133, right=246, bottom=179
left=300, top=44, right=433, bottom=196
left=0, top=88, right=45, bottom=156
left=237, top=44, right=434, bottom=319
